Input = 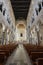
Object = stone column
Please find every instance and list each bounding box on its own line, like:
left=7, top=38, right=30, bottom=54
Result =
left=26, top=26, right=31, bottom=43
left=35, top=24, right=40, bottom=45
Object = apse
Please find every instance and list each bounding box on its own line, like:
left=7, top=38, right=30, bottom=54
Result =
left=15, top=22, right=26, bottom=41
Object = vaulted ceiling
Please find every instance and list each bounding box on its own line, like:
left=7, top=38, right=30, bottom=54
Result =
left=10, top=0, right=31, bottom=20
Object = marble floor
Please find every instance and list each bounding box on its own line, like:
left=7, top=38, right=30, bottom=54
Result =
left=5, top=44, right=32, bottom=65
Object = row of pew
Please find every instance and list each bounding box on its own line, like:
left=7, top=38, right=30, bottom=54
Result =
left=23, top=44, right=43, bottom=65
left=0, top=43, right=18, bottom=65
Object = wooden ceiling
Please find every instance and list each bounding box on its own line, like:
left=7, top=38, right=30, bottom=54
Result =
left=10, top=0, right=31, bottom=20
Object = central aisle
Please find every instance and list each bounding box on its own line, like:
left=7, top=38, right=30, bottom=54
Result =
left=5, top=44, right=32, bottom=65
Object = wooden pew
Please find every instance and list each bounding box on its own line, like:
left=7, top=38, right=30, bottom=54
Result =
left=0, top=43, right=18, bottom=65
left=23, top=44, right=43, bottom=55
left=23, top=44, right=36, bottom=55
left=36, top=58, right=43, bottom=65
left=0, top=52, right=6, bottom=64
left=30, top=52, right=43, bottom=61
left=0, top=63, right=3, bottom=65
left=0, top=43, right=18, bottom=53
left=0, top=50, right=10, bottom=58
left=23, top=44, right=43, bottom=65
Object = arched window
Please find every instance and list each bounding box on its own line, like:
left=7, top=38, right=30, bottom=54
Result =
left=0, top=2, right=3, bottom=12
left=20, top=33, right=23, bottom=37
left=42, top=0, right=43, bottom=6
left=35, top=8, right=38, bottom=16
left=3, top=8, right=6, bottom=16
left=38, top=2, right=41, bottom=12
left=7, top=15, right=11, bottom=24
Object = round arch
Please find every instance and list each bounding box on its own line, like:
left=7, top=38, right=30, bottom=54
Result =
left=15, top=21, right=27, bottom=42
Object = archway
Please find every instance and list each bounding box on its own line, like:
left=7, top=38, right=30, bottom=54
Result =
left=16, top=23, right=26, bottom=42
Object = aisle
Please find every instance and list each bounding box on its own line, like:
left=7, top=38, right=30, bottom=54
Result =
left=5, top=44, right=32, bottom=65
